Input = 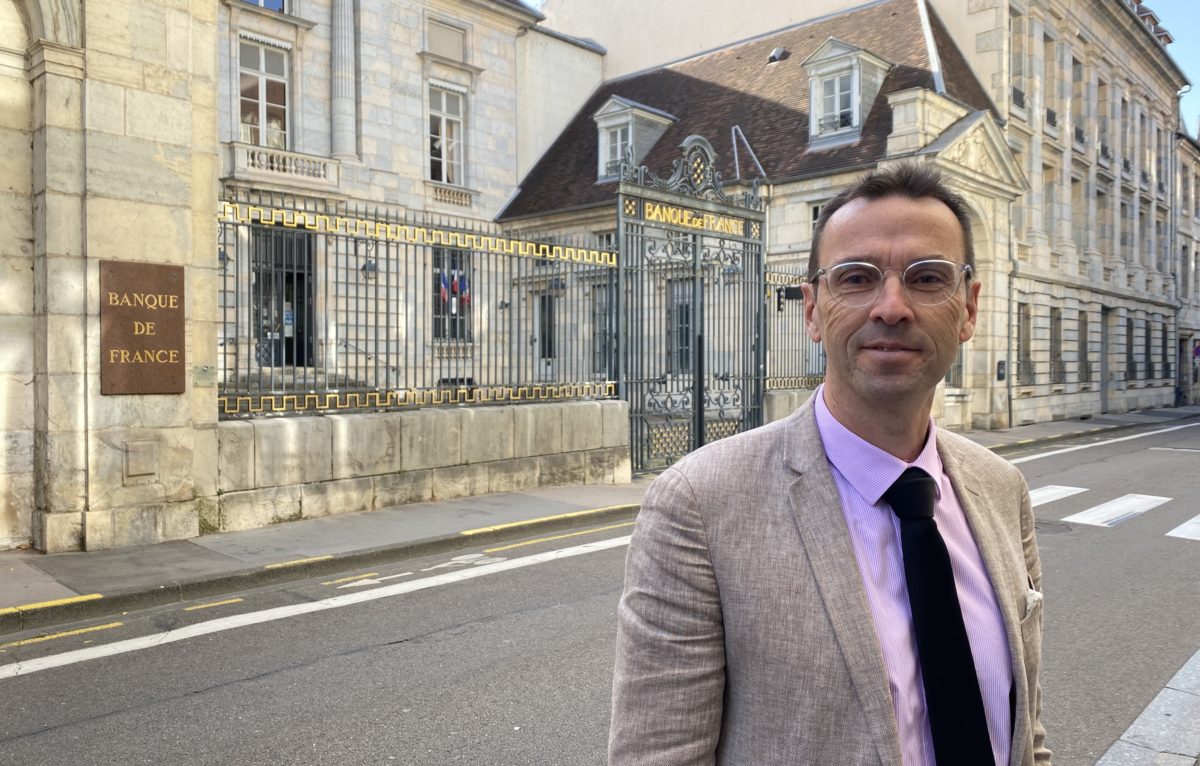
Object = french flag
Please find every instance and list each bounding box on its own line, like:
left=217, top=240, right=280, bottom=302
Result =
left=459, top=273, right=470, bottom=305
left=439, top=271, right=449, bottom=304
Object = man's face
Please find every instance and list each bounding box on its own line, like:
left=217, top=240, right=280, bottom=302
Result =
left=801, top=195, right=979, bottom=416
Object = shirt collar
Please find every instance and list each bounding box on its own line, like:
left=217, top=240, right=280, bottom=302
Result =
left=812, top=384, right=943, bottom=506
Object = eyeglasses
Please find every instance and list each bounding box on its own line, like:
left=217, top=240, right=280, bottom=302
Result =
left=811, top=259, right=972, bottom=307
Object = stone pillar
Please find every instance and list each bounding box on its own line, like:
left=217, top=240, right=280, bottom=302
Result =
left=331, top=0, right=356, bottom=160
left=28, top=40, right=87, bottom=552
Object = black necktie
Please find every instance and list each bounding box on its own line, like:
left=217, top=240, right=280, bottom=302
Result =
left=884, top=467, right=993, bottom=766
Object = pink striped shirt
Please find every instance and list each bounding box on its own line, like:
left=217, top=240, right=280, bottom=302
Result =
left=813, top=388, right=1012, bottom=766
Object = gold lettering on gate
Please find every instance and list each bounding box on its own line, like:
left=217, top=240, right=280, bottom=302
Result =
left=642, top=201, right=746, bottom=237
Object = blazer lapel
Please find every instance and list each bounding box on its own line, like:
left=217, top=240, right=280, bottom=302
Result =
left=784, top=401, right=904, bottom=766
left=938, top=437, right=1029, bottom=766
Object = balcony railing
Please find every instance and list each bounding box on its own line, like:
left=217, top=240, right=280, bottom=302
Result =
left=229, top=143, right=340, bottom=191
left=818, top=111, right=854, bottom=133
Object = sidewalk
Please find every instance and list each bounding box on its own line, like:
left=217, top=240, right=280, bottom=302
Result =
left=3, top=404, right=1199, bottom=635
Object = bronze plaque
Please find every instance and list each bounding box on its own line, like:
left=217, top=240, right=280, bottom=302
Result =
left=100, top=260, right=186, bottom=395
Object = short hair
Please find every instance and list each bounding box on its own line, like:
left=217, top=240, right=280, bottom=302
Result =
left=807, top=162, right=975, bottom=281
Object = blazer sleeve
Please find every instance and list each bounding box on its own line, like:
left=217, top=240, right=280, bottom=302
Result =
left=609, top=466, right=726, bottom=766
left=1018, top=474, right=1052, bottom=765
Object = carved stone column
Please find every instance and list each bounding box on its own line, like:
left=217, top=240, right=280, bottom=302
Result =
left=331, top=0, right=357, bottom=160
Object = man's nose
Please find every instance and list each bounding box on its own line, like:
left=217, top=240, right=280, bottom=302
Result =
left=869, top=272, right=915, bottom=321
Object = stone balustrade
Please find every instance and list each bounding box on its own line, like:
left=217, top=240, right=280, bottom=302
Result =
left=228, top=142, right=340, bottom=191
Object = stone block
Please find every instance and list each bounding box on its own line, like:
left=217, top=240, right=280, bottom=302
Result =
left=217, top=420, right=254, bottom=492
left=159, top=502, right=198, bottom=542
left=219, top=485, right=302, bottom=532
left=431, top=464, right=490, bottom=501
left=86, top=133, right=191, bottom=207
left=126, top=90, right=191, bottom=146
left=254, top=417, right=332, bottom=488
left=41, top=126, right=84, bottom=196
left=89, top=426, right=195, bottom=506
left=399, top=408, right=461, bottom=470
left=192, top=425, right=218, bottom=498
left=39, top=429, right=87, bottom=514
left=585, top=449, right=615, bottom=485
left=613, top=446, right=632, bottom=484
left=487, top=457, right=540, bottom=493
left=600, top=399, right=629, bottom=448
left=83, top=509, right=115, bottom=551
left=537, top=451, right=587, bottom=487
left=86, top=197, right=189, bottom=265
left=33, top=509, right=83, bottom=552
left=514, top=403, right=562, bottom=458
left=301, top=477, right=374, bottom=518
left=85, top=80, right=125, bottom=135
left=42, top=313, right=84, bottom=375
left=331, top=412, right=401, bottom=479
left=86, top=49, right=144, bottom=91
left=0, top=316, right=33, bottom=373
left=374, top=469, right=433, bottom=508
left=461, top=407, right=514, bottom=464
left=40, top=194, right=84, bottom=260
left=562, top=401, right=603, bottom=452
left=0, top=128, right=32, bottom=192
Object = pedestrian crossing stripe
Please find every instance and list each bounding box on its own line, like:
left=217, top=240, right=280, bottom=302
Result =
left=1166, top=516, right=1200, bottom=541
left=1029, top=485, right=1088, bottom=507
left=1059, top=494, right=1171, bottom=527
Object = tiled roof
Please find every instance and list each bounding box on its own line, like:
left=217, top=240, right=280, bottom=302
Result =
left=499, top=0, right=994, bottom=221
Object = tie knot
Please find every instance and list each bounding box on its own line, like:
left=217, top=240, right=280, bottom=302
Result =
left=884, top=467, right=937, bottom=521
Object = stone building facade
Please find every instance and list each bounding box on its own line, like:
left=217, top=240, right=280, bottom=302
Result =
left=1, top=0, right=220, bottom=551
left=539, top=0, right=1198, bottom=426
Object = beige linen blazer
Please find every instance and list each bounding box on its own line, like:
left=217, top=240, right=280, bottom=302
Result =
left=609, top=397, right=1050, bottom=765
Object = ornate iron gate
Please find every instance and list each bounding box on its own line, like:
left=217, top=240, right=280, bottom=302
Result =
left=617, top=136, right=767, bottom=470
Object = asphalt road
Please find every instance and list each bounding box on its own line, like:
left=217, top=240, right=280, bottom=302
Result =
left=1, top=421, right=1197, bottom=766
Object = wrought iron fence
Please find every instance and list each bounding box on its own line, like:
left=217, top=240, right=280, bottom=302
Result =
left=765, top=264, right=825, bottom=389
left=216, top=190, right=617, bottom=417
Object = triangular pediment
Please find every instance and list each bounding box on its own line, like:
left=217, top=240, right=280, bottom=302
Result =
left=801, top=37, right=862, bottom=66
left=592, top=95, right=676, bottom=124
left=923, top=111, right=1027, bottom=199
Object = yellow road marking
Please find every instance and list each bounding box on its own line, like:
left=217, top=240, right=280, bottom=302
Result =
left=183, top=598, right=244, bottom=612
left=461, top=504, right=638, bottom=536
left=0, top=622, right=123, bottom=651
left=263, top=555, right=334, bottom=570
left=484, top=522, right=635, bottom=553
left=322, top=573, right=379, bottom=586
left=0, top=593, right=104, bottom=617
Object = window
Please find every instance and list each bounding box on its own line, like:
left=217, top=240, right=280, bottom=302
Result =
left=250, top=227, right=313, bottom=367
left=429, top=85, right=464, bottom=185
left=1010, top=11, right=1026, bottom=106
left=239, top=40, right=288, bottom=149
left=1126, top=317, right=1137, bottom=380
left=1050, top=308, right=1064, bottom=383
left=592, top=284, right=611, bottom=375
left=1078, top=311, right=1091, bottom=383
left=242, top=0, right=285, bottom=11
left=1161, top=320, right=1171, bottom=380
left=667, top=278, right=693, bottom=374
left=1071, top=178, right=1084, bottom=248
left=1018, top=302, right=1034, bottom=385
left=1144, top=319, right=1154, bottom=378
left=432, top=248, right=471, bottom=341
left=603, top=124, right=630, bottom=177
left=537, top=293, right=556, bottom=362
left=944, top=346, right=964, bottom=387
left=810, top=203, right=824, bottom=236
left=1097, top=80, right=1109, bottom=148
left=819, top=73, right=853, bottom=133
left=1071, top=59, right=1084, bottom=138
left=1042, top=35, right=1056, bottom=127
left=1042, top=169, right=1056, bottom=235
left=427, top=21, right=465, bottom=62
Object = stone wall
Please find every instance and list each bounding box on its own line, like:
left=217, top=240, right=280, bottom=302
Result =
left=210, top=399, right=631, bottom=533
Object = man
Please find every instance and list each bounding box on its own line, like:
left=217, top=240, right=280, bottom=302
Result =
left=609, top=163, right=1050, bottom=766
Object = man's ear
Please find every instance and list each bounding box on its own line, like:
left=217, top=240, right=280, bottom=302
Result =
left=959, top=279, right=981, bottom=343
left=801, top=283, right=822, bottom=343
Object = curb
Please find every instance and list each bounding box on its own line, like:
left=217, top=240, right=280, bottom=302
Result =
left=0, top=503, right=641, bottom=638
left=974, top=414, right=1200, bottom=453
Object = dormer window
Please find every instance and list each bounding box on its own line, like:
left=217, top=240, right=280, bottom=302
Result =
left=593, top=96, right=676, bottom=181
left=604, top=124, right=631, bottom=176
left=803, top=38, right=891, bottom=150
left=819, top=73, right=853, bottom=133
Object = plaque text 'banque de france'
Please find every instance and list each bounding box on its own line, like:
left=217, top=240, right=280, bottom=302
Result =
left=100, top=260, right=186, bottom=395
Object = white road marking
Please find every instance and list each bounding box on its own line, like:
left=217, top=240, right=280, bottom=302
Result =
left=337, top=571, right=414, bottom=589
left=1009, top=423, right=1200, bottom=464
left=1148, top=446, right=1200, bottom=453
left=1166, top=515, right=1200, bottom=541
left=0, top=535, right=632, bottom=681
left=1029, top=485, right=1088, bottom=507
left=1061, top=494, right=1171, bottom=527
